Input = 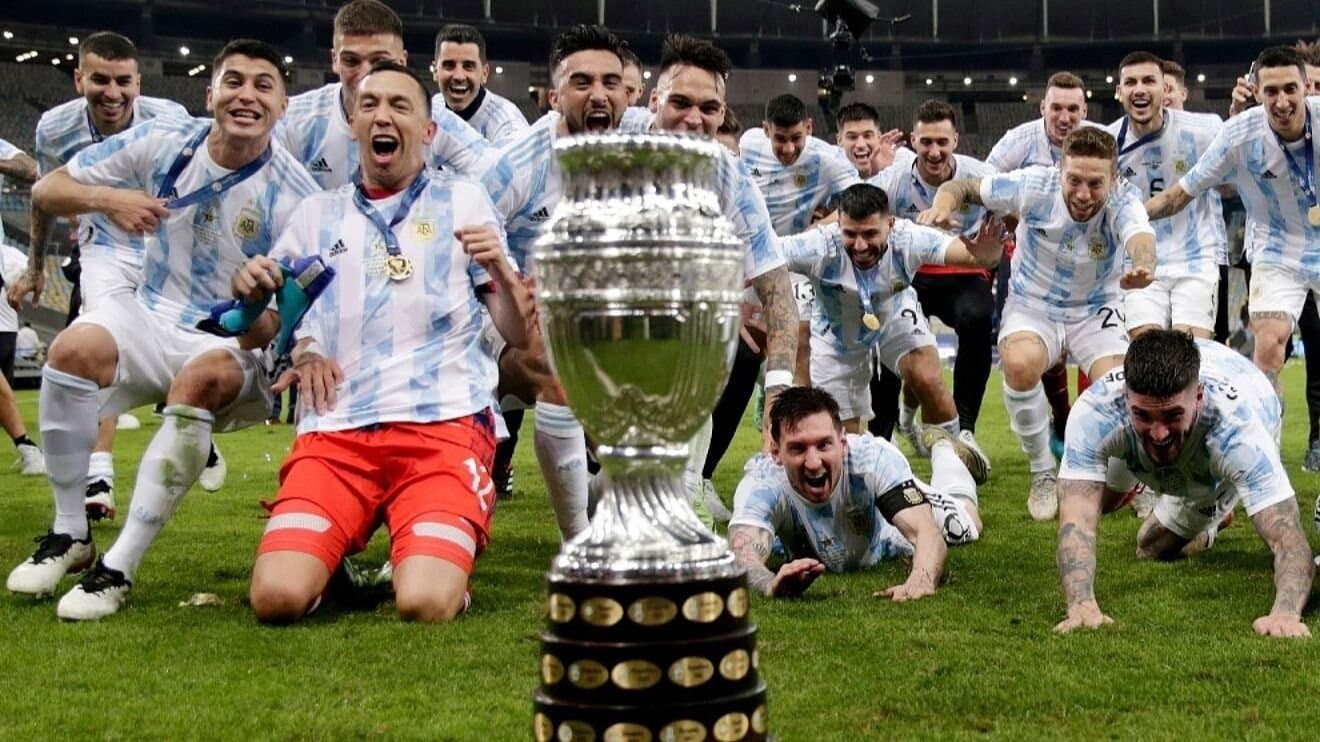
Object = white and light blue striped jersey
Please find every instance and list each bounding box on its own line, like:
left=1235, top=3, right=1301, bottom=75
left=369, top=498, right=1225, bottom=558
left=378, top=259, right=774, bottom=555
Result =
left=782, top=219, right=952, bottom=353
left=1060, top=340, right=1290, bottom=516
left=1103, top=109, right=1224, bottom=277
left=66, top=116, right=320, bottom=328
left=730, top=435, right=917, bottom=572
left=1178, top=99, right=1320, bottom=279
left=739, top=128, right=860, bottom=235
left=873, top=154, right=995, bottom=238
left=0, top=138, right=22, bottom=161
left=620, top=106, right=653, bottom=132
left=985, top=119, right=1106, bottom=172
left=431, top=87, right=528, bottom=146
left=277, top=82, right=499, bottom=190
left=35, top=95, right=189, bottom=269
left=271, top=175, right=512, bottom=434
left=481, top=114, right=785, bottom=281
left=980, top=166, right=1154, bottom=321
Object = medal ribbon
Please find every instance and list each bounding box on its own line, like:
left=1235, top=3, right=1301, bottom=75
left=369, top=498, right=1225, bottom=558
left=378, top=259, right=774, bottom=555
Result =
left=156, top=126, right=273, bottom=209
left=847, top=237, right=880, bottom=332
left=1115, top=115, right=1167, bottom=157
left=1275, top=108, right=1317, bottom=213
left=351, top=172, right=430, bottom=257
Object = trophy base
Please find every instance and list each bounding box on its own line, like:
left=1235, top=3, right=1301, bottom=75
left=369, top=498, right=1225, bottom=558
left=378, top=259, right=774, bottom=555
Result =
left=535, top=572, right=768, bottom=741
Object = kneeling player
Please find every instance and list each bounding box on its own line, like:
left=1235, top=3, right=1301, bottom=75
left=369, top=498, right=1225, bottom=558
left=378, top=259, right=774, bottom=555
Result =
left=728, top=386, right=982, bottom=600
left=1055, top=330, right=1312, bottom=637
left=242, top=61, right=531, bottom=623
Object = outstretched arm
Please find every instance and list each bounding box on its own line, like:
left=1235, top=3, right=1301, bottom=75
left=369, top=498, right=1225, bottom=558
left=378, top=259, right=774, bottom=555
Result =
left=1055, top=478, right=1113, bottom=634
left=1144, top=184, right=1194, bottom=221
left=729, top=523, right=823, bottom=598
left=1249, top=497, right=1313, bottom=638
left=880, top=504, right=947, bottom=601
left=917, top=177, right=984, bottom=229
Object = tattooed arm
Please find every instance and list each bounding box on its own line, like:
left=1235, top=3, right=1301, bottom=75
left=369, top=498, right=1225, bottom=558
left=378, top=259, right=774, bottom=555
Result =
left=1249, top=497, right=1314, bottom=638
left=750, top=265, right=799, bottom=385
left=878, top=504, right=947, bottom=601
left=1144, top=184, right=1193, bottom=220
left=917, top=177, right=984, bottom=229
left=728, top=523, right=823, bottom=598
left=1054, top=478, right=1114, bottom=634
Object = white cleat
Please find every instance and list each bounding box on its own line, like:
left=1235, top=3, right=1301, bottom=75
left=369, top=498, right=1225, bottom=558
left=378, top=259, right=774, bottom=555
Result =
left=702, top=479, right=732, bottom=525
left=7, top=531, right=95, bottom=597
left=57, top=558, right=132, bottom=621
left=115, top=413, right=142, bottom=430
left=898, top=419, right=930, bottom=457
left=921, top=426, right=989, bottom=484
left=16, top=442, right=46, bottom=476
left=956, top=430, right=992, bottom=484
left=1027, top=471, right=1059, bottom=521
left=198, top=445, right=227, bottom=492
left=84, top=479, right=116, bottom=521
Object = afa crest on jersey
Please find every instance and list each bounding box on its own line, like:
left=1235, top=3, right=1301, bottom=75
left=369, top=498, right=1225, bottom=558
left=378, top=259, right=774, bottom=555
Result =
left=233, top=208, right=261, bottom=241
left=1088, top=239, right=1106, bottom=259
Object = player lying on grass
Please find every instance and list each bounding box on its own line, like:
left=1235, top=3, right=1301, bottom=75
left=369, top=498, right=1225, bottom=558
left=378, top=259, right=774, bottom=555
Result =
left=728, top=386, right=982, bottom=600
left=238, top=61, right=531, bottom=623
left=1055, top=329, right=1313, bottom=638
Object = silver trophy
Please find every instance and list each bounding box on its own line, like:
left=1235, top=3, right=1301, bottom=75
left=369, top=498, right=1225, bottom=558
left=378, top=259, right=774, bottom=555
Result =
left=531, top=134, right=768, bottom=742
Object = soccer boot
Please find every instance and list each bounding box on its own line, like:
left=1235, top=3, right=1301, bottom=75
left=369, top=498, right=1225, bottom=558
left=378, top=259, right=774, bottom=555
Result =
left=84, top=478, right=116, bottom=521
left=16, top=442, right=45, bottom=476
left=7, top=531, right=95, bottom=596
left=1027, top=470, right=1059, bottom=521
left=57, top=558, right=132, bottom=620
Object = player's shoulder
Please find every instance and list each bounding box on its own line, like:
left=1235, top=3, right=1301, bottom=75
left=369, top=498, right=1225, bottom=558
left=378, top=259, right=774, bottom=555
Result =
left=953, top=153, right=994, bottom=178
left=137, top=95, right=190, bottom=119
left=35, top=98, right=87, bottom=140
left=844, top=433, right=905, bottom=467
left=1000, top=118, right=1041, bottom=143
left=288, top=83, right=337, bottom=114
left=618, top=106, right=653, bottom=133
left=266, top=145, right=321, bottom=195
left=1221, top=105, right=1265, bottom=141
left=738, top=127, right=771, bottom=155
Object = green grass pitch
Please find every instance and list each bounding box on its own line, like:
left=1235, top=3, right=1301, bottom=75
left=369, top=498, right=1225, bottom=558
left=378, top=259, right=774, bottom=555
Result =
left=3, top=365, right=1320, bottom=739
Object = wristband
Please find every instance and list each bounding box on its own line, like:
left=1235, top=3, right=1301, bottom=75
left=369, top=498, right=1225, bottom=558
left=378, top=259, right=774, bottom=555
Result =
left=764, top=370, right=793, bottom=389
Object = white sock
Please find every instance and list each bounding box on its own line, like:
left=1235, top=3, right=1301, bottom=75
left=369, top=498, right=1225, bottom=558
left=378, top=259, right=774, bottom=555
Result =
left=534, top=402, right=590, bottom=540
left=899, top=403, right=918, bottom=430
left=932, top=416, right=961, bottom=438
left=1003, top=382, right=1056, bottom=474
left=930, top=439, right=977, bottom=505
left=103, top=405, right=213, bottom=580
left=87, top=451, right=114, bottom=484
left=39, top=367, right=101, bottom=540
left=685, top=418, right=714, bottom=508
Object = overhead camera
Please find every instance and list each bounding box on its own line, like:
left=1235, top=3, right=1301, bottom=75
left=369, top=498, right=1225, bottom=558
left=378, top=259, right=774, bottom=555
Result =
left=813, top=0, right=880, bottom=118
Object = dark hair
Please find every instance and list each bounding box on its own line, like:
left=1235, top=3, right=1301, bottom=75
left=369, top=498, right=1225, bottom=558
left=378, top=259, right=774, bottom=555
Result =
left=334, top=0, right=403, bottom=39
left=435, top=23, right=486, bottom=63
left=659, top=34, right=731, bottom=79
left=1124, top=330, right=1201, bottom=397
left=549, top=25, right=625, bottom=80
left=836, top=183, right=889, bottom=221
left=914, top=99, right=957, bottom=130
left=1256, top=45, right=1308, bottom=79
left=1295, top=40, right=1320, bottom=67
left=361, top=59, right=432, bottom=107
left=770, top=386, right=842, bottom=442
left=213, top=39, right=289, bottom=82
left=1062, top=127, right=1116, bottom=162
left=1046, top=71, right=1086, bottom=91
left=1160, top=59, right=1186, bottom=84
left=717, top=106, right=742, bottom=137
left=764, top=93, right=808, bottom=128
left=79, top=31, right=137, bottom=65
left=1118, top=51, right=1164, bottom=74
left=836, top=101, right=879, bottom=128
left=618, top=44, right=641, bottom=70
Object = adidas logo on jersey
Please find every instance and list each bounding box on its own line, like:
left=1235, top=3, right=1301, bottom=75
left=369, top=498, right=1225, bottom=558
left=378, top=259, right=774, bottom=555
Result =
left=530, top=207, right=551, bottom=222
left=308, top=158, right=332, bottom=173
left=1262, top=170, right=1277, bottom=179
left=750, top=168, right=763, bottom=177
left=329, top=238, right=347, bottom=257
left=1121, top=167, right=1137, bottom=178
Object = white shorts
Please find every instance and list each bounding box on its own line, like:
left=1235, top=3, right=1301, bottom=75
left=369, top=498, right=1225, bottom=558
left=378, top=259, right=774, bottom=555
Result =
left=1152, top=484, right=1239, bottom=541
left=1247, top=263, right=1320, bottom=326
left=998, top=299, right=1128, bottom=373
left=1123, top=274, right=1218, bottom=333
left=78, top=254, right=141, bottom=313
left=884, top=482, right=980, bottom=554
left=74, top=297, right=273, bottom=433
left=810, top=293, right=936, bottom=422
left=790, top=272, right=816, bottom=317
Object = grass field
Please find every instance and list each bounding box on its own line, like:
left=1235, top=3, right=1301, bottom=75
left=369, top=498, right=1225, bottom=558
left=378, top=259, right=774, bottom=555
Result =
left=3, top=365, right=1320, bottom=740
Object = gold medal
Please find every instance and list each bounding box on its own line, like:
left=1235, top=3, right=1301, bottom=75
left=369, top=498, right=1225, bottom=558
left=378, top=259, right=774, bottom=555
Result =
left=1309, top=204, right=1320, bottom=227
left=385, top=255, right=413, bottom=281
left=862, top=312, right=881, bottom=331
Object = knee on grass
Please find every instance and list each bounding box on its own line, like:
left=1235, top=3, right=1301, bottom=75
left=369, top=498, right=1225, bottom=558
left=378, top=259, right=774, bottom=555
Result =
left=395, top=583, right=468, bottom=623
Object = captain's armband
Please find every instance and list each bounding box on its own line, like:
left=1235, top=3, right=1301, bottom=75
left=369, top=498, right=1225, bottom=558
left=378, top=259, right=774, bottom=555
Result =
left=875, top=479, right=927, bottom=521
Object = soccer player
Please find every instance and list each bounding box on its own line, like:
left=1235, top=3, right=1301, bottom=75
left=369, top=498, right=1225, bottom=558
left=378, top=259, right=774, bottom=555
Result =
left=276, top=0, right=495, bottom=191
left=785, top=182, right=999, bottom=482
left=1105, top=52, right=1224, bottom=340
left=620, top=45, right=645, bottom=106
left=1160, top=59, right=1189, bottom=110
left=6, top=40, right=320, bottom=620
left=1055, top=330, right=1312, bottom=638
left=7, top=32, right=198, bottom=516
left=871, top=101, right=997, bottom=465
left=1147, top=46, right=1319, bottom=398
left=728, top=386, right=981, bottom=600
left=431, top=24, right=529, bottom=146
left=243, top=61, right=531, bottom=624
left=740, top=93, right=860, bottom=384
left=834, top=102, right=910, bottom=180
left=0, top=140, right=46, bottom=475
left=987, top=71, right=1094, bottom=449
left=920, top=127, right=1156, bottom=521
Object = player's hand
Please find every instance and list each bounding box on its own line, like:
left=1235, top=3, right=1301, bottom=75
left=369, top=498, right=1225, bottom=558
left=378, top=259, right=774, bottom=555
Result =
left=768, top=558, right=825, bottom=597
left=738, top=302, right=768, bottom=355
left=456, top=224, right=509, bottom=272
left=101, top=188, right=169, bottom=235
left=277, top=353, right=344, bottom=415
left=870, top=129, right=905, bottom=173
left=1228, top=76, right=1256, bottom=117
left=232, top=256, right=283, bottom=303
left=968, top=215, right=1008, bottom=265
left=1252, top=613, right=1311, bottom=638
left=1054, top=600, right=1114, bottom=634
left=874, top=575, right=938, bottom=602
left=1120, top=265, right=1155, bottom=290
left=6, top=268, right=45, bottom=310
left=916, top=205, right=954, bottom=229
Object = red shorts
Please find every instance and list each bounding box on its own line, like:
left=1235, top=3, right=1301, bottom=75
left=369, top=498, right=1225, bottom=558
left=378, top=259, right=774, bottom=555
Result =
left=257, top=413, right=497, bottom=574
